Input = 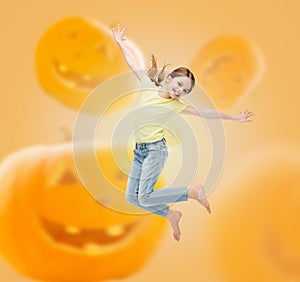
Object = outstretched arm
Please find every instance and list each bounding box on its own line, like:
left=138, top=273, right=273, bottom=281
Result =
left=181, top=106, right=254, bottom=122
left=112, top=24, right=145, bottom=81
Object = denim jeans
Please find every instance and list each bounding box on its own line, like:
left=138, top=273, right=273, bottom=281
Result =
left=125, top=138, right=188, bottom=217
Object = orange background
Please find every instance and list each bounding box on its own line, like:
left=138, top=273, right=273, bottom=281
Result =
left=0, top=0, right=299, bottom=281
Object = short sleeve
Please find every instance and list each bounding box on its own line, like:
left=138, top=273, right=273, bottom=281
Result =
left=139, top=74, right=155, bottom=88
left=172, top=100, right=188, bottom=113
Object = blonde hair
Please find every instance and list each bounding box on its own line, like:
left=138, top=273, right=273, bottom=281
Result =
left=147, top=54, right=195, bottom=92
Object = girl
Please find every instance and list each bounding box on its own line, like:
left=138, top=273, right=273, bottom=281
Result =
left=112, top=24, right=253, bottom=241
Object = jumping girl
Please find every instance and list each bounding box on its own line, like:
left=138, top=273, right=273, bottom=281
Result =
left=112, top=24, right=254, bottom=241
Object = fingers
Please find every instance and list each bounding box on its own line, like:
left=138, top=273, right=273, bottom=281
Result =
left=121, top=26, right=128, bottom=41
left=240, top=109, right=255, bottom=119
left=246, top=109, right=255, bottom=114
left=113, top=24, right=128, bottom=34
left=245, top=111, right=254, bottom=117
left=121, top=26, right=128, bottom=34
left=238, top=108, right=255, bottom=123
left=243, top=109, right=254, bottom=115
left=112, top=24, right=129, bottom=44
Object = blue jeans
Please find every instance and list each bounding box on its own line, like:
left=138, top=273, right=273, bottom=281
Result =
left=125, top=138, right=188, bottom=217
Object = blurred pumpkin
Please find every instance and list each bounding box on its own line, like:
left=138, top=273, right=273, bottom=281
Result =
left=206, top=149, right=300, bottom=282
left=190, top=35, right=264, bottom=109
left=0, top=143, right=166, bottom=281
left=35, top=17, right=144, bottom=112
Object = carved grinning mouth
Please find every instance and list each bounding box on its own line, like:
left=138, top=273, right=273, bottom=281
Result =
left=38, top=216, right=140, bottom=254
left=38, top=166, right=142, bottom=253
left=52, top=59, right=105, bottom=91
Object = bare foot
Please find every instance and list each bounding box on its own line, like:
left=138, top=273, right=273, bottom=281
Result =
left=166, top=210, right=182, bottom=241
left=188, top=184, right=211, bottom=214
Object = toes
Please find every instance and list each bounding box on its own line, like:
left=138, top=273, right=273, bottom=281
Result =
left=206, top=204, right=211, bottom=214
left=204, top=201, right=211, bottom=214
left=197, top=199, right=211, bottom=214
left=173, top=233, right=180, bottom=241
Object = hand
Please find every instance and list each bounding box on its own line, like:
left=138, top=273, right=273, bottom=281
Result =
left=112, top=24, right=128, bottom=45
left=236, top=109, right=255, bottom=122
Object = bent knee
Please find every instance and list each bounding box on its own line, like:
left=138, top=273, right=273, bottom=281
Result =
left=138, top=194, right=152, bottom=207
left=126, top=192, right=139, bottom=206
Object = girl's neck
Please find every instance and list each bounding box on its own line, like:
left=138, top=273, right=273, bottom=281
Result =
left=157, top=87, right=171, bottom=99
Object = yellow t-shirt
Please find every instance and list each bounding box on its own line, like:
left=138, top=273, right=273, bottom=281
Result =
left=134, top=75, right=188, bottom=143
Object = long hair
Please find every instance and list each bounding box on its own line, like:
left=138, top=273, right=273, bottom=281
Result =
left=147, top=54, right=195, bottom=92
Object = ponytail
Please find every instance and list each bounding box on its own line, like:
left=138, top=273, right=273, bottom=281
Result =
left=147, top=55, right=170, bottom=86
left=147, top=54, right=195, bottom=91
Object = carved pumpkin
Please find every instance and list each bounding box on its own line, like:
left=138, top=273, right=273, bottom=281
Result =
left=35, top=17, right=144, bottom=112
left=0, top=143, right=166, bottom=281
left=206, top=149, right=300, bottom=281
left=190, top=35, right=264, bottom=109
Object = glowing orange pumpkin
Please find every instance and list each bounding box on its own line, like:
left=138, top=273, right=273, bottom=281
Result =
left=190, top=35, right=264, bottom=109
left=35, top=17, right=144, bottom=111
left=206, top=149, right=300, bottom=281
left=0, top=143, right=166, bottom=281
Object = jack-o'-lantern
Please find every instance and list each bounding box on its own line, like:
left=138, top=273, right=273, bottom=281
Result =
left=206, top=149, right=300, bottom=281
left=190, top=35, right=264, bottom=109
left=35, top=17, right=144, bottom=112
left=0, top=143, right=166, bottom=281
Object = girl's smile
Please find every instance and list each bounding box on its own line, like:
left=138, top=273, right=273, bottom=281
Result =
left=158, top=75, right=192, bottom=99
left=166, top=76, right=192, bottom=99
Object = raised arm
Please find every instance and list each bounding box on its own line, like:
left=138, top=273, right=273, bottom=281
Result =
left=181, top=105, right=254, bottom=122
left=112, top=24, right=146, bottom=81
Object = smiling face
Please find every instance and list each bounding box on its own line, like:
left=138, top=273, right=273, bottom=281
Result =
left=164, top=75, right=192, bottom=99
left=0, top=143, right=166, bottom=281
left=35, top=17, right=143, bottom=112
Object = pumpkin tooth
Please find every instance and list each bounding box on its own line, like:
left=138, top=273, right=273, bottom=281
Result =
left=83, top=243, right=103, bottom=253
left=106, top=225, right=124, bottom=237
left=58, top=64, right=69, bottom=73
left=65, top=80, right=77, bottom=88
left=82, top=75, right=92, bottom=81
left=65, top=225, right=81, bottom=235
